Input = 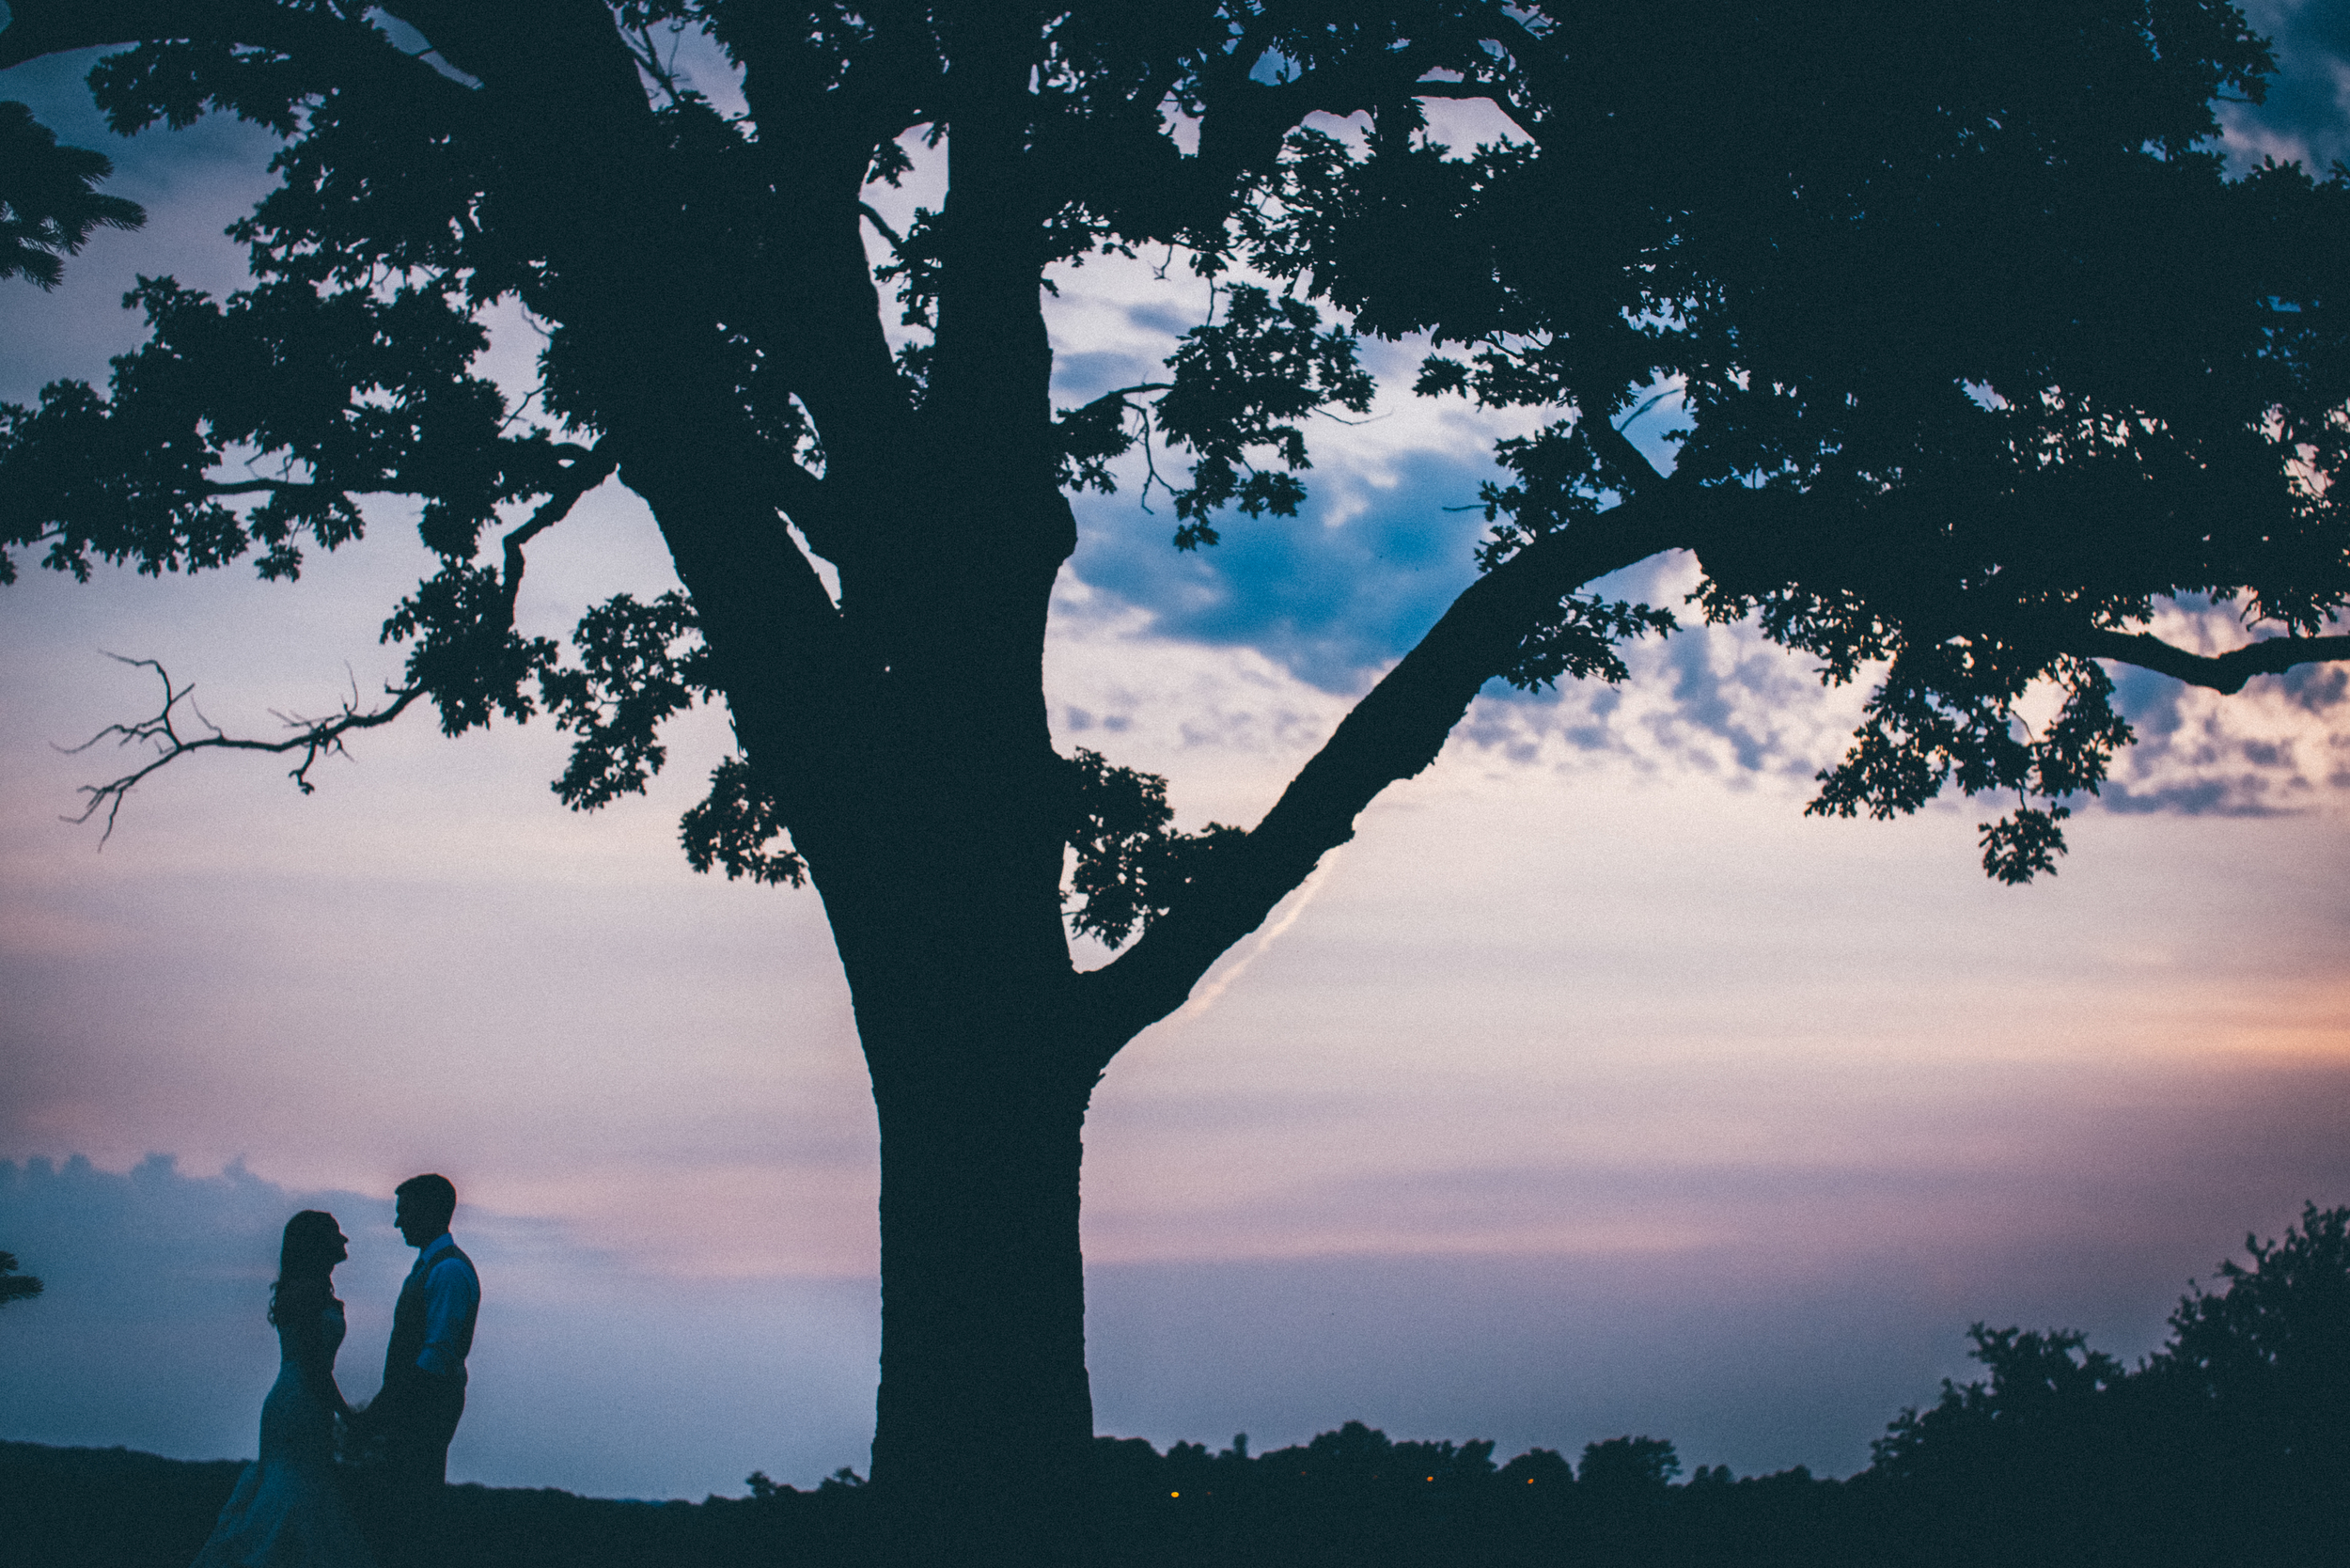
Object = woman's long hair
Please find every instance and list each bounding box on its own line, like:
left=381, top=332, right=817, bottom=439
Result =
left=269, top=1210, right=341, bottom=1327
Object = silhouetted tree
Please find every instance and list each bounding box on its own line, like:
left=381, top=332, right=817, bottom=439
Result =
left=2139, top=1201, right=2350, bottom=1561
left=1859, top=1204, right=2350, bottom=1567
left=5, top=5, right=2347, bottom=1560
left=0, top=1250, right=42, bottom=1306
left=1575, top=1435, right=1680, bottom=1493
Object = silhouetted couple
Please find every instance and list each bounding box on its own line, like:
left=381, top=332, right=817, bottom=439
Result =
left=190, top=1174, right=481, bottom=1568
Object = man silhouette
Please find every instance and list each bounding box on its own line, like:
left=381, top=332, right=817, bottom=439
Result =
left=357, top=1173, right=479, bottom=1566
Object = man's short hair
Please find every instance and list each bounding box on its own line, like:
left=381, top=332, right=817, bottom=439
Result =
left=396, top=1172, right=458, bottom=1229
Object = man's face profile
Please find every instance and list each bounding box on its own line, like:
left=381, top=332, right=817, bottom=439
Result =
left=395, top=1195, right=437, bottom=1248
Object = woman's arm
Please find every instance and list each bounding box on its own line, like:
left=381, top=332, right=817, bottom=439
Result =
left=285, top=1310, right=354, bottom=1420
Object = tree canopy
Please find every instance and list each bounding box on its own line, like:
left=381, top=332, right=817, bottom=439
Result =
left=5, top=4, right=2344, bottom=894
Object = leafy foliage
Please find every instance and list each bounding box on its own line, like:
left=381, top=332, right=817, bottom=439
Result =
left=1260, top=6, right=2350, bottom=878
left=382, top=564, right=559, bottom=736
left=1574, top=1435, right=1681, bottom=1494
left=1858, top=1203, right=2350, bottom=1567
left=1064, top=748, right=1245, bottom=948
left=540, top=591, right=714, bottom=809
left=680, top=756, right=807, bottom=886
left=0, top=99, right=144, bottom=290
left=1154, top=284, right=1374, bottom=546
left=2149, top=1200, right=2350, bottom=1463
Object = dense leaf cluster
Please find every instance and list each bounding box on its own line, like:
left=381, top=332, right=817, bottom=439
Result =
left=1063, top=747, right=1245, bottom=948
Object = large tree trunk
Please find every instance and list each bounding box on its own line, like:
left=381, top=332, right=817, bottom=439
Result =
left=856, top=971, right=1104, bottom=1567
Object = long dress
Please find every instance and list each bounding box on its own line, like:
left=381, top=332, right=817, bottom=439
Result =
left=191, top=1297, right=377, bottom=1568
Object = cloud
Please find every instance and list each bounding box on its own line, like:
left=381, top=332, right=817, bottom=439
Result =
left=1070, top=447, right=1497, bottom=693
left=2222, top=2, right=2350, bottom=172
left=2097, top=604, right=2350, bottom=817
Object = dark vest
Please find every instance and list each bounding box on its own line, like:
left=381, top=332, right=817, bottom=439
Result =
left=385, top=1238, right=478, bottom=1386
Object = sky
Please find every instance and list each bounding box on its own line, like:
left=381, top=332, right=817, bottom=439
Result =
left=4, top=7, right=2350, bottom=1502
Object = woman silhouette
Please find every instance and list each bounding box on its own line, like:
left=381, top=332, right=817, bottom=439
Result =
left=191, top=1210, right=377, bottom=1567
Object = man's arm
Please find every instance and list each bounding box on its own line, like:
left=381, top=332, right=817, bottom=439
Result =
left=415, top=1254, right=478, bottom=1379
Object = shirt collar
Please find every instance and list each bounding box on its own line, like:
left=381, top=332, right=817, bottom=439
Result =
left=413, top=1231, right=456, bottom=1269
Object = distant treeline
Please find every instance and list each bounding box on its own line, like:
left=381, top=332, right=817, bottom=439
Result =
left=5, top=1203, right=2342, bottom=1567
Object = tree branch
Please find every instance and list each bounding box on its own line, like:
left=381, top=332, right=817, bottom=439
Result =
left=2069, top=628, right=2350, bottom=695
left=1579, top=391, right=1670, bottom=499
left=857, top=201, right=907, bottom=254
left=60, top=655, right=427, bottom=842
left=1075, top=495, right=1693, bottom=1061
left=60, top=445, right=613, bottom=841
left=1683, top=492, right=2350, bottom=698
left=498, top=438, right=617, bottom=617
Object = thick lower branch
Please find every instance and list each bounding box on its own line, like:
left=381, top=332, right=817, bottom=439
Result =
left=2069, top=628, right=2350, bottom=695
left=1077, top=497, right=1687, bottom=1058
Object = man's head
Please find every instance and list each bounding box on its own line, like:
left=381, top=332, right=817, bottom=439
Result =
left=394, top=1173, right=457, bottom=1247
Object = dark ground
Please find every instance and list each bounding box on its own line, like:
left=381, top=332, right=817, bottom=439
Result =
left=7, top=1204, right=2342, bottom=1568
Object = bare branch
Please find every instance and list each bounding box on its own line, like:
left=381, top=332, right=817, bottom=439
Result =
left=57, top=445, right=614, bottom=842
left=857, top=202, right=907, bottom=253
left=1080, top=384, right=1176, bottom=405
left=2070, top=627, right=2350, bottom=695
left=498, top=439, right=619, bottom=615
left=59, top=655, right=426, bottom=843
left=1580, top=391, right=1670, bottom=498
left=200, top=478, right=321, bottom=497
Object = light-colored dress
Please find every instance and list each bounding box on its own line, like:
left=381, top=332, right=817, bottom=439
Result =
left=191, top=1297, right=377, bottom=1568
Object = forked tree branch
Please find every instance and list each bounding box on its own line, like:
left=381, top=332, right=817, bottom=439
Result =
left=60, top=655, right=428, bottom=842
left=62, top=446, right=614, bottom=842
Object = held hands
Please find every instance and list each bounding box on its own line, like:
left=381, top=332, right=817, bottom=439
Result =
left=335, top=1400, right=386, bottom=1469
